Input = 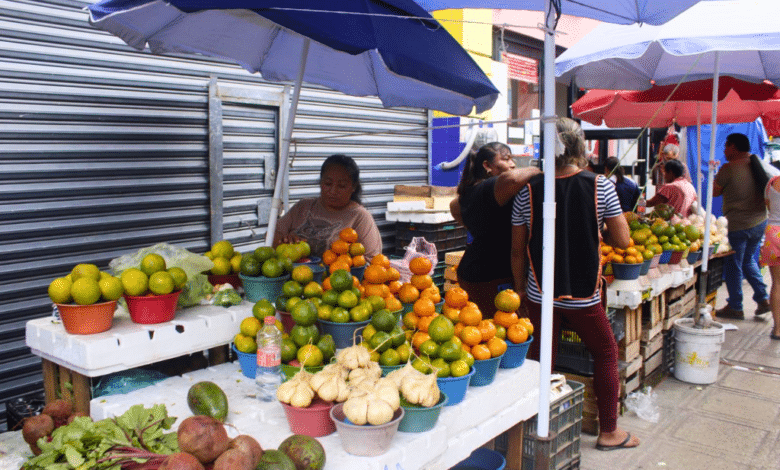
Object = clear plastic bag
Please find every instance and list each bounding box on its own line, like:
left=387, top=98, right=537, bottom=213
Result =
left=108, top=242, right=214, bottom=307
left=92, top=368, right=169, bottom=398
left=389, top=237, right=438, bottom=283
left=624, top=386, right=660, bottom=423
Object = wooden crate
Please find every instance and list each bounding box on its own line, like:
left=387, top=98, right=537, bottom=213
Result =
left=620, top=339, right=641, bottom=362
left=444, top=266, right=458, bottom=282
left=642, top=348, right=664, bottom=379
left=444, top=250, right=465, bottom=266
left=641, top=331, right=664, bottom=360
left=664, top=288, right=696, bottom=330
left=641, top=295, right=665, bottom=342
left=443, top=280, right=459, bottom=292
left=617, top=305, right=642, bottom=345
left=393, top=184, right=456, bottom=210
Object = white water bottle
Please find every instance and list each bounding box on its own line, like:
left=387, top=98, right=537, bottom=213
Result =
left=637, top=195, right=647, bottom=215
left=256, top=316, right=282, bottom=402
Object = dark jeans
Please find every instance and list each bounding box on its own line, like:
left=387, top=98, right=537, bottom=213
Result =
left=724, top=220, right=768, bottom=311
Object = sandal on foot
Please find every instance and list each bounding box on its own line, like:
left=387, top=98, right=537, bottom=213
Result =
left=596, top=433, right=637, bottom=451
left=770, top=333, right=780, bottom=340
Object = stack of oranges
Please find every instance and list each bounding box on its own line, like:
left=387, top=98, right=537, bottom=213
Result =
left=359, top=254, right=403, bottom=313
left=444, top=287, right=508, bottom=361
left=395, top=256, right=442, bottom=307
left=322, top=228, right=367, bottom=274
left=492, top=289, right=534, bottom=344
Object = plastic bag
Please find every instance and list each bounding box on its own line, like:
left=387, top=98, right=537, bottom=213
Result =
left=389, top=237, right=438, bottom=283
left=92, top=368, right=169, bottom=398
left=109, top=242, right=214, bottom=307
left=624, top=386, right=660, bottom=423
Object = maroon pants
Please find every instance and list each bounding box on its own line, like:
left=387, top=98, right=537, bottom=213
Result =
left=458, top=276, right=513, bottom=320
left=524, top=299, right=620, bottom=433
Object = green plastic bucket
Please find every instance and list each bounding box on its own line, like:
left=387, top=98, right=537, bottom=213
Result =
left=240, top=273, right=290, bottom=302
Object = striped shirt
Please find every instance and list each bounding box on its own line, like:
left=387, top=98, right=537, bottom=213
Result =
left=512, top=173, right=622, bottom=309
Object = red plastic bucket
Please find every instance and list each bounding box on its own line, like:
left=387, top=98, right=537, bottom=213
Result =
left=281, top=398, right=336, bottom=437
left=124, top=290, right=181, bottom=324
left=278, top=309, right=295, bottom=334
left=57, top=300, right=117, bottom=335
left=207, top=274, right=242, bottom=288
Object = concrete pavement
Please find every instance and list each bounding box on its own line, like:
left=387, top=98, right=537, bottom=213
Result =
left=579, top=272, right=780, bottom=470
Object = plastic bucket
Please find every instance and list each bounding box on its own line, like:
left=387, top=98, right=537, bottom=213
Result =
left=673, top=318, right=725, bottom=384
left=668, top=251, right=684, bottom=265
left=398, top=392, right=448, bottom=432
left=437, top=367, right=475, bottom=405
left=318, top=319, right=370, bottom=349
left=57, top=300, right=117, bottom=335
left=232, top=344, right=256, bottom=379
left=281, top=363, right=324, bottom=381
left=380, top=364, right=403, bottom=376
left=207, top=274, right=242, bottom=288
left=240, top=273, right=290, bottom=302
left=451, top=447, right=507, bottom=470
left=470, top=355, right=503, bottom=386
left=687, top=250, right=703, bottom=264
left=351, top=265, right=366, bottom=280
left=278, top=309, right=295, bottom=334
left=659, top=250, right=673, bottom=264
left=281, top=398, right=336, bottom=437
left=124, top=291, right=181, bottom=324
left=611, top=263, right=642, bottom=280
left=639, top=259, right=652, bottom=276
left=330, top=403, right=404, bottom=456
left=499, top=336, right=534, bottom=369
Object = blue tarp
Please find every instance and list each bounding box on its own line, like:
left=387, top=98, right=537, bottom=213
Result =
left=685, top=120, right=767, bottom=219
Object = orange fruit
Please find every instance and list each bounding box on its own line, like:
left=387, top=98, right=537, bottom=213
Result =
left=420, top=286, right=442, bottom=304
left=331, top=239, right=350, bottom=255
left=388, top=280, right=402, bottom=294
left=385, top=296, right=402, bottom=312
left=445, top=287, right=469, bottom=308
left=322, top=249, right=338, bottom=265
left=417, top=314, right=436, bottom=333
left=322, top=276, right=332, bottom=291
left=494, top=289, right=521, bottom=312
left=410, top=274, right=433, bottom=291
left=402, top=311, right=419, bottom=330
left=363, top=265, right=388, bottom=284
left=442, top=304, right=460, bottom=322
left=371, top=254, right=391, bottom=269
left=477, top=319, right=496, bottom=342
left=329, top=260, right=351, bottom=274
left=380, top=284, right=390, bottom=297
left=487, top=337, right=507, bottom=358
left=364, top=283, right=385, bottom=298
left=409, top=256, right=433, bottom=275
left=460, top=326, right=482, bottom=346
left=398, top=283, right=420, bottom=303
left=335, top=253, right=353, bottom=267
left=506, top=323, right=529, bottom=344
left=411, top=331, right=431, bottom=350
left=352, top=275, right=361, bottom=287
left=414, top=297, right=436, bottom=317
left=471, top=343, right=491, bottom=360
left=518, top=317, right=535, bottom=336
left=610, top=253, right=624, bottom=264
left=458, top=303, right=482, bottom=327
left=386, top=267, right=401, bottom=282
left=339, top=227, right=358, bottom=243
left=460, top=343, right=471, bottom=354
left=600, top=245, right=612, bottom=255
left=494, top=310, right=519, bottom=328
left=352, top=255, right=366, bottom=267
left=453, top=322, right=465, bottom=338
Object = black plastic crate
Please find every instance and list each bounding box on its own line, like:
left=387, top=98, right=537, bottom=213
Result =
left=522, top=381, right=584, bottom=470
left=662, top=328, right=675, bottom=373
left=705, top=256, right=725, bottom=292
left=394, top=221, right=467, bottom=243
left=555, top=310, right=617, bottom=377
left=5, top=392, right=46, bottom=432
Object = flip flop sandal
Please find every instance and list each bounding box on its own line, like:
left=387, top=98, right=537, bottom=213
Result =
left=770, top=333, right=780, bottom=340
left=596, top=432, right=637, bottom=451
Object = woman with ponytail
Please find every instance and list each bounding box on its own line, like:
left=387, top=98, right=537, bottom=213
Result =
left=449, top=142, right=540, bottom=319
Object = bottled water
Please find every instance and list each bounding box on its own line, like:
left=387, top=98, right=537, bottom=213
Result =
left=256, top=316, right=282, bottom=401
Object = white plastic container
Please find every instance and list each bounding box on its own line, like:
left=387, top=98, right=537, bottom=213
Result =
left=673, top=318, right=725, bottom=384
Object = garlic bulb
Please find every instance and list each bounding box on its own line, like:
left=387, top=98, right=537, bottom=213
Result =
left=387, top=362, right=417, bottom=388
left=401, top=372, right=440, bottom=407
left=276, top=378, right=315, bottom=408
left=343, top=393, right=395, bottom=425
left=337, top=345, right=371, bottom=370
left=347, top=362, right=381, bottom=384
left=310, top=368, right=350, bottom=402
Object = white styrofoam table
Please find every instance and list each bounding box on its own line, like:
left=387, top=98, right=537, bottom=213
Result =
left=607, top=264, right=694, bottom=309
left=89, top=360, right=542, bottom=470
left=26, top=302, right=255, bottom=377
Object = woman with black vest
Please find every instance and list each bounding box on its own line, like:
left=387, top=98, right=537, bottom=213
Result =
left=510, top=117, right=639, bottom=451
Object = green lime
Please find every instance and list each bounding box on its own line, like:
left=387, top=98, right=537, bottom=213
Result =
left=261, top=258, right=284, bottom=278
left=337, top=290, right=359, bottom=309
left=274, top=295, right=288, bottom=312
left=281, top=338, right=298, bottom=363
left=141, top=253, right=167, bottom=276
left=361, top=324, right=378, bottom=342
left=379, top=348, right=401, bottom=366
left=148, top=271, right=175, bottom=295
left=438, top=340, right=463, bottom=362
left=428, top=316, right=455, bottom=343
left=461, top=350, right=475, bottom=367
left=120, top=268, right=148, bottom=296
left=330, top=307, right=350, bottom=323
left=316, top=334, right=336, bottom=361
left=98, top=276, right=124, bottom=301
left=234, top=333, right=257, bottom=354
left=419, top=339, right=439, bottom=358
left=240, top=255, right=261, bottom=276
left=321, top=290, right=339, bottom=306
left=396, top=343, right=411, bottom=363
left=389, top=325, right=406, bottom=348
left=290, top=300, right=318, bottom=326
left=211, top=257, right=232, bottom=275
left=282, top=280, right=303, bottom=298
left=290, top=324, right=320, bottom=347
left=431, top=358, right=450, bottom=378
left=253, top=299, right=276, bottom=320
left=369, top=331, right=392, bottom=353
left=48, top=277, right=73, bottom=304
left=291, top=265, right=314, bottom=284
left=412, top=357, right=432, bottom=374
left=350, top=304, right=371, bottom=322
left=297, top=241, right=311, bottom=258
left=297, top=345, right=324, bottom=367
left=317, top=304, right=333, bottom=321
left=167, top=267, right=188, bottom=289
left=279, top=256, right=293, bottom=274
left=211, top=240, right=234, bottom=259
left=329, top=269, right=353, bottom=291
left=367, top=295, right=386, bottom=312
left=450, top=359, right=470, bottom=377
left=254, top=246, right=276, bottom=264
left=302, top=281, right=323, bottom=298
left=71, top=278, right=101, bottom=305
left=371, top=309, right=397, bottom=333
left=71, top=263, right=101, bottom=282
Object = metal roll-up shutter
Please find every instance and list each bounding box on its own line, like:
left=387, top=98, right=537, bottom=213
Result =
left=0, top=0, right=429, bottom=431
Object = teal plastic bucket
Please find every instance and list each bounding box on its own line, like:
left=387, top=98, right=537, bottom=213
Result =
left=351, top=265, right=366, bottom=280
left=639, top=259, right=652, bottom=276
left=240, top=273, right=290, bottom=302
left=398, top=392, right=448, bottom=432
left=380, top=364, right=403, bottom=376
left=319, top=319, right=370, bottom=349
left=437, top=367, right=475, bottom=406
left=232, top=344, right=256, bottom=379
left=499, top=336, right=534, bottom=369
left=451, top=448, right=507, bottom=470
left=470, top=355, right=503, bottom=386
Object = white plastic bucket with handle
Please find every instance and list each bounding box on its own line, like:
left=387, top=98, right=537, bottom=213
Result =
left=673, top=318, right=725, bottom=384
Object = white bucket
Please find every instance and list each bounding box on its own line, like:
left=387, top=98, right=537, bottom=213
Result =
left=673, top=318, right=725, bottom=384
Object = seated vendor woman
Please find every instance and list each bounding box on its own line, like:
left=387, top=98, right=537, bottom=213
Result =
left=273, top=154, right=382, bottom=259
left=646, top=159, right=697, bottom=217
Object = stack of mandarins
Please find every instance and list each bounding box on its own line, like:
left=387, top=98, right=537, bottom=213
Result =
left=445, top=287, right=507, bottom=361
left=493, top=289, right=534, bottom=344
left=322, top=227, right=367, bottom=274
left=395, top=256, right=442, bottom=308
left=359, top=253, right=403, bottom=313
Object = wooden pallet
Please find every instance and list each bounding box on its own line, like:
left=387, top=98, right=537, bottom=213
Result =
left=641, top=295, right=665, bottom=342
left=664, top=288, right=696, bottom=330
left=642, top=348, right=664, bottom=379
left=641, top=331, right=664, bottom=360
left=618, top=305, right=642, bottom=346
left=619, top=339, right=641, bottom=362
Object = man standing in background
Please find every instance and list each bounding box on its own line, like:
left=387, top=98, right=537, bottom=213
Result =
left=713, top=133, right=771, bottom=319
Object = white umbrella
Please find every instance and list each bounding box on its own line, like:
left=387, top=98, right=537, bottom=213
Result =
left=420, top=0, right=713, bottom=443
left=556, top=0, right=780, bottom=318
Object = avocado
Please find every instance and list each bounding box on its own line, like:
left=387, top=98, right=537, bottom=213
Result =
left=256, top=449, right=296, bottom=470
left=278, top=435, right=326, bottom=470
left=186, top=381, right=228, bottom=422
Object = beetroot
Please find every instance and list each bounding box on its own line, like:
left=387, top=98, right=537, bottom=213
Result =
left=159, top=452, right=206, bottom=470
left=228, top=435, right=263, bottom=467
left=177, top=415, right=230, bottom=464
left=213, top=448, right=254, bottom=470
left=42, top=399, right=73, bottom=427
left=22, top=414, right=54, bottom=455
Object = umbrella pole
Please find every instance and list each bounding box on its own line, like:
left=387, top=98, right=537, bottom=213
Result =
left=697, top=52, right=721, bottom=321
left=265, top=38, right=311, bottom=246
left=697, top=104, right=703, bottom=204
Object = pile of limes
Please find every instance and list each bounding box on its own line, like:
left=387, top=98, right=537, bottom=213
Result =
left=318, top=269, right=369, bottom=323
left=360, top=306, right=409, bottom=366
left=120, top=253, right=188, bottom=297
left=284, top=298, right=336, bottom=368
left=321, top=227, right=367, bottom=274
left=274, top=265, right=323, bottom=313
left=48, top=263, right=125, bottom=306
left=238, top=243, right=310, bottom=279
left=233, top=305, right=282, bottom=355
left=204, top=240, right=242, bottom=276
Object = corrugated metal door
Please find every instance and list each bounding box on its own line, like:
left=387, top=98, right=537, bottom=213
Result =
left=0, top=0, right=429, bottom=431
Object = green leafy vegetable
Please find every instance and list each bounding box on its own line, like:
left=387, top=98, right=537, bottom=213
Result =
left=22, top=404, right=178, bottom=470
left=213, top=288, right=242, bottom=307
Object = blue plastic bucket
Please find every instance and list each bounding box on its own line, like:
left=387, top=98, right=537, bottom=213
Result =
left=351, top=265, right=366, bottom=280
left=232, top=344, right=256, bottom=379
left=398, top=392, right=448, bottom=433
left=451, top=447, right=507, bottom=470
left=240, top=273, right=291, bottom=302
left=470, top=355, right=503, bottom=386
left=434, top=300, right=444, bottom=313
left=659, top=249, right=673, bottom=264
left=499, top=336, right=534, bottom=369
left=687, top=250, right=703, bottom=264
left=318, top=319, right=370, bottom=349
left=437, top=367, right=475, bottom=406
left=611, top=262, right=642, bottom=280
left=639, top=259, right=652, bottom=276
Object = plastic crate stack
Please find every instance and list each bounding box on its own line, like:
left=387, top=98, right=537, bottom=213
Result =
left=521, top=381, right=584, bottom=470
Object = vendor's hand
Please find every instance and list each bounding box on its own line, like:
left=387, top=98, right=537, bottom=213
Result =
left=279, top=233, right=304, bottom=244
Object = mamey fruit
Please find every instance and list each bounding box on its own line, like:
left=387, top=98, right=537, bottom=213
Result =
left=187, top=381, right=229, bottom=422
left=277, top=434, right=326, bottom=470
left=256, top=449, right=297, bottom=470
